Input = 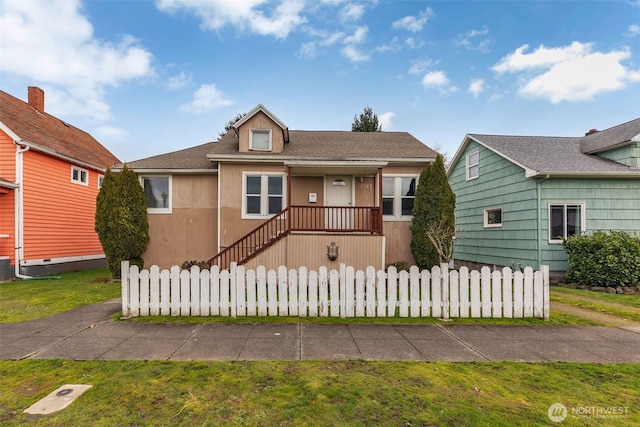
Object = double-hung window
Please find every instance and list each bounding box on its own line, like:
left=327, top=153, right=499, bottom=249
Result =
left=382, top=176, right=417, bottom=220
left=141, top=176, right=172, bottom=214
left=243, top=173, right=285, bottom=218
left=71, top=166, right=88, bottom=185
left=466, top=150, right=479, bottom=180
left=250, top=129, right=271, bottom=151
left=549, top=203, right=584, bottom=242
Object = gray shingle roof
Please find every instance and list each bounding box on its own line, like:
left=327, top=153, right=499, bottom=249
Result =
left=580, top=117, right=640, bottom=154
left=210, top=130, right=436, bottom=160
left=122, top=130, right=436, bottom=170
left=468, top=134, right=635, bottom=175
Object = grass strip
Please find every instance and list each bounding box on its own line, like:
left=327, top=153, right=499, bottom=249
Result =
left=551, top=286, right=640, bottom=309
left=1, top=360, right=639, bottom=426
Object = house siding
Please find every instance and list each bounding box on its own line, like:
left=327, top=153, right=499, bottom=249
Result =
left=143, top=174, right=218, bottom=269
left=21, top=150, right=104, bottom=261
left=538, top=178, right=640, bottom=271
left=237, top=111, right=285, bottom=153
left=449, top=141, right=540, bottom=270
left=596, top=143, right=640, bottom=168
left=0, top=131, right=17, bottom=267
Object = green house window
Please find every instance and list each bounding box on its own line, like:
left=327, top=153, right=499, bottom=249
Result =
left=549, top=204, right=583, bottom=242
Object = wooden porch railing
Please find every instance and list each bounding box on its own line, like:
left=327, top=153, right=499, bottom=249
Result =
left=207, top=206, right=382, bottom=269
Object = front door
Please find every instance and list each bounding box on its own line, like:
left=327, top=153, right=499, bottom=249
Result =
left=326, top=176, right=352, bottom=229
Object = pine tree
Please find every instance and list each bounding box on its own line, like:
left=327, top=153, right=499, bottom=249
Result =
left=95, top=165, right=149, bottom=278
left=351, top=106, right=382, bottom=132
left=410, top=154, right=456, bottom=270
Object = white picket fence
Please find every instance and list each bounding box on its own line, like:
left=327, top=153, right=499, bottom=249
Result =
left=121, top=262, right=550, bottom=320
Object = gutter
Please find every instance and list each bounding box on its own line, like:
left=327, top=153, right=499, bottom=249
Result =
left=14, top=141, right=32, bottom=279
left=536, top=174, right=550, bottom=270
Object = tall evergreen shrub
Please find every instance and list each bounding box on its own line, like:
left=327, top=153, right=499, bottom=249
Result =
left=95, top=165, right=149, bottom=278
left=410, top=154, right=456, bottom=270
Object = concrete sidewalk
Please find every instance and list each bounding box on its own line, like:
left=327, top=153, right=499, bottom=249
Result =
left=1, top=299, right=639, bottom=363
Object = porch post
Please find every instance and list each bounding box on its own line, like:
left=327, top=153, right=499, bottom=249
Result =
left=377, top=167, right=383, bottom=234
left=287, top=166, right=292, bottom=211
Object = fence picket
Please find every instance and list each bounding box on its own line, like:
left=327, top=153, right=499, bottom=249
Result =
left=376, top=269, right=386, bottom=317
left=355, top=270, right=365, bottom=317
left=459, top=267, right=469, bottom=318
left=399, top=270, right=409, bottom=317
left=299, top=267, right=308, bottom=317
left=268, top=269, right=278, bottom=316
left=236, top=266, right=246, bottom=316
left=170, top=266, right=180, bottom=316
left=410, top=266, right=420, bottom=318
left=121, top=261, right=130, bottom=317
left=120, top=262, right=549, bottom=320
left=502, top=267, right=513, bottom=318
left=246, top=268, right=256, bottom=316
left=200, top=269, right=211, bottom=316
left=140, top=268, right=149, bottom=317
left=492, top=270, right=502, bottom=318
left=481, top=266, right=491, bottom=318
left=431, top=266, right=441, bottom=318
left=309, top=270, right=318, bottom=317
left=523, top=267, right=534, bottom=317
left=257, top=266, right=267, bottom=316
left=366, top=266, right=376, bottom=318
left=150, top=266, right=160, bottom=316
left=420, top=269, right=430, bottom=317
left=513, top=270, right=524, bottom=318
left=210, top=266, right=220, bottom=316
left=289, top=269, right=299, bottom=316
left=160, top=268, right=170, bottom=316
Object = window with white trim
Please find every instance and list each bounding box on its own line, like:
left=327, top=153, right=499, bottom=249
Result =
left=466, top=150, right=479, bottom=180
left=243, top=173, right=285, bottom=218
left=98, top=174, right=104, bottom=188
left=250, top=129, right=272, bottom=151
left=71, top=166, right=88, bottom=185
left=141, top=176, right=171, bottom=214
left=484, top=208, right=502, bottom=228
left=549, top=203, right=584, bottom=243
left=382, top=176, right=417, bottom=219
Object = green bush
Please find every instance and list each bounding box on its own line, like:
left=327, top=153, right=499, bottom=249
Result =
left=562, top=230, right=640, bottom=287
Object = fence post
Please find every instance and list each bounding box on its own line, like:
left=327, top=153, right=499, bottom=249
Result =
left=542, top=265, right=550, bottom=321
left=121, top=261, right=129, bottom=317
left=441, top=263, right=449, bottom=320
left=230, top=262, right=237, bottom=318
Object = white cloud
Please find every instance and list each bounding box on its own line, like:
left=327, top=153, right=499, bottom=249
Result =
left=156, top=0, right=306, bottom=39
left=375, top=37, right=401, bottom=53
left=343, top=26, right=368, bottom=44
left=408, top=59, right=436, bottom=75
left=297, top=42, right=319, bottom=58
left=166, top=72, right=191, bottom=90
left=340, top=3, right=365, bottom=21
left=0, top=0, right=154, bottom=121
left=422, top=71, right=459, bottom=93
left=378, top=112, right=394, bottom=130
left=180, top=84, right=234, bottom=113
left=492, top=42, right=640, bottom=103
left=340, top=45, right=370, bottom=62
left=392, top=7, right=433, bottom=32
left=455, top=26, right=490, bottom=53
left=626, top=24, right=640, bottom=36
left=468, top=79, right=485, bottom=98
left=404, top=37, right=425, bottom=49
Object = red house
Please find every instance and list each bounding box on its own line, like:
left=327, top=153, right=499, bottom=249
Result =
left=0, top=87, right=120, bottom=280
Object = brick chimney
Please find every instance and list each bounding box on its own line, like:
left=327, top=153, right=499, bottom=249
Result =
left=28, top=86, right=45, bottom=112
left=584, top=128, right=598, bottom=136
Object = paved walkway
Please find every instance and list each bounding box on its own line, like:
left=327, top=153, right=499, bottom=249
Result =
left=1, top=299, right=639, bottom=363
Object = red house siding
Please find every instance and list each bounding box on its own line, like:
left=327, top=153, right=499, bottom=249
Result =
left=21, top=150, right=104, bottom=261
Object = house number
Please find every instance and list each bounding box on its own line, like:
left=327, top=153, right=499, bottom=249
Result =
left=359, top=183, right=371, bottom=188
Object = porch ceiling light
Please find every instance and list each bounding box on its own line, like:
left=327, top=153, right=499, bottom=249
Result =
left=331, top=179, right=347, bottom=186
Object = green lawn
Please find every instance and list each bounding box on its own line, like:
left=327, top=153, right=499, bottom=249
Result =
left=1, top=360, right=638, bottom=426
left=0, top=268, right=119, bottom=323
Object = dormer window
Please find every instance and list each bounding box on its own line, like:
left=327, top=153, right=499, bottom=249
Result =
left=250, top=129, right=271, bottom=151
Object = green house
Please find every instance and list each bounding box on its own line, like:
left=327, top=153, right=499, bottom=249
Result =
left=447, top=118, right=640, bottom=277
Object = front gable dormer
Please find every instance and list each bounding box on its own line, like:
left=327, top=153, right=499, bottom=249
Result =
left=234, top=104, right=289, bottom=154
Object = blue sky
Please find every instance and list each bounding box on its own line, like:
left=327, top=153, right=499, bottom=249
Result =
left=1, top=0, right=639, bottom=163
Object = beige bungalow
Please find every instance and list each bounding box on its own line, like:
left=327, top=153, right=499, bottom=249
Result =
left=120, top=104, right=436, bottom=271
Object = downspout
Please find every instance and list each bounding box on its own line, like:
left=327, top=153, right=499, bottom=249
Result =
left=536, top=174, right=550, bottom=270
left=14, top=142, right=32, bottom=279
